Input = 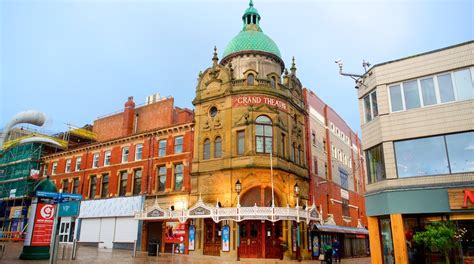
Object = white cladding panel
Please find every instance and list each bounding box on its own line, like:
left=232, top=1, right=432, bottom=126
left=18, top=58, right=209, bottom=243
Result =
left=79, top=196, right=142, bottom=218
left=114, top=217, right=138, bottom=242
left=99, top=218, right=116, bottom=248
left=79, top=218, right=100, bottom=242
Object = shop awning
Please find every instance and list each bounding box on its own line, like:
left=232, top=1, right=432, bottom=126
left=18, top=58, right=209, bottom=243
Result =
left=315, top=224, right=368, bottom=235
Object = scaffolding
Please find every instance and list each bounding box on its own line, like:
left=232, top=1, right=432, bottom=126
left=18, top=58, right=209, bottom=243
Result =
left=0, top=142, right=45, bottom=241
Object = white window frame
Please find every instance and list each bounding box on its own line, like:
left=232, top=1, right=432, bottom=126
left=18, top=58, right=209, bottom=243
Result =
left=122, top=147, right=129, bottom=163
left=388, top=67, right=473, bottom=113
left=92, top=153, right=100, bottom=168
left=363, top=90, right=378, bottom=123
left=104, top=150, right=111, bottom=166
left=75, top=157, right=81, bottom=171
left=135, top=144, right=143, bottom=161
left=65, top=159, right=71, bottom=173
left=52, top=161, right=58, bottom=175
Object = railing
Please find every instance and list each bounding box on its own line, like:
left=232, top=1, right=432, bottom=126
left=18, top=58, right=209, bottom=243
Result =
left=231, top=78, right=272, bottom=88
left=135, top=198, right=322, bottom=224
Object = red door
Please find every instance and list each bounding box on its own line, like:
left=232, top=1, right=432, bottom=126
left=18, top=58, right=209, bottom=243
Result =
left=239, top=221, right=262, bottom=258
left=265, top=221, right=283, bottom=259
left=203, top=219, right=221, bottom=256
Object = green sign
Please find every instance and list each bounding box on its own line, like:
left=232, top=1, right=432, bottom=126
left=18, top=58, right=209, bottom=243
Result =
left=58, top=201, right=80, bottom=217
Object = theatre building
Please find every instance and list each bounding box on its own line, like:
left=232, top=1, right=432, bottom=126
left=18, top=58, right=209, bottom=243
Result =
left=135, top=1, right=320, bottom=260
left=43, top=95, right=194, bottom=250
left=304, top=89, right=369, bottom=259
left=356, top=41, right=473, bottom=264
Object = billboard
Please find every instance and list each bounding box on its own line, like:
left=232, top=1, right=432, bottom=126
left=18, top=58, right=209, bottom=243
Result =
left=31, top=203, right=55, bottom=246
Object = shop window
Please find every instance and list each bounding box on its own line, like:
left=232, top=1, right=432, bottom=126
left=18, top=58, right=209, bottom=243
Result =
left=174, top=164, right=184, bottom=191
left=203, top=139, right=210, bottom=160
left=158, top=139, right=167, bottom=157
left=255, top=115, right=272, bottom=154
left=135, top=144, right=143, bottom=161
left=380, top=218, right=395, bottom=264
left=89, top=176, right=97, bottom=199
left=174, top=136, right=183, bottom=154
left=119, top=171, right=128, bottom=196
left=394, top=131, right=474, bottom=177
left=121, top=147, right=129, bottom=163
left=237, top=130, right=245, bottom=155
left=101, top=174, right=109, bottom=198
left=133, top=169, right=142, bottom=195
left=157, top=166, right=166, bottom=192
left=214, top=137, right=222, bottom=158
left=366, top=144, right=386, bottom=184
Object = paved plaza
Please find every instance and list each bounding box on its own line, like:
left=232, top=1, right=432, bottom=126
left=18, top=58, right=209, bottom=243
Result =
left=1, top=242, right=371, bottom=264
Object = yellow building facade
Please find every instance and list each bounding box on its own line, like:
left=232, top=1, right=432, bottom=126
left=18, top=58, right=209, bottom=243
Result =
left=189, top=1, right=311, bottom=260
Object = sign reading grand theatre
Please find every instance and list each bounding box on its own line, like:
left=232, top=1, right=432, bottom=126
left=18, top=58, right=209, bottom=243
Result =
left=232, top=95, right=288, bottom=112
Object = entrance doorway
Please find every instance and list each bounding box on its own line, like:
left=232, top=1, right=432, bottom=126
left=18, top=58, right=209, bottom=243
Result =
left=239, top=220, right=262, bottom=258
left=238, top=220, right=283, bottom=259
left=59, top=217, right=75, bottom=243
left=203, top=218, right=221, bottom=256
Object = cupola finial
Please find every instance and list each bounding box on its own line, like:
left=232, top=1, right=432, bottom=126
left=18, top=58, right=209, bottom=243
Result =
left=212, top=46, right=219, bottom=66
left=249, top=0, right=254, bottom=7
left=291, top=56, right=297, bottom=74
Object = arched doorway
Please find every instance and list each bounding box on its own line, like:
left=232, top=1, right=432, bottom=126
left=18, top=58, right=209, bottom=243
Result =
left=239, top=186, right=283, bottom=259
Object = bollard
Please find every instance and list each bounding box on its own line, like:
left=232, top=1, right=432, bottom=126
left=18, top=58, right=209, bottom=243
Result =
left=156, top=243, right=160, bottom=257
left=61, top=244, right=66, bottom=260
left=171, top=244, right=174, bottom=255
left=132, top=240, right=137, bottom=257
left=72, top=239, right=77, bottom=260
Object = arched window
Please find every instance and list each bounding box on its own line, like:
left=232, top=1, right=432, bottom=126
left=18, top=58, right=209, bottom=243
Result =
left=214, top=137, right=222, bottom=158
left=255, top=115, right=272, bottom=154
left=270, top=76, right=276, bottom=88
left=203, top=139, right=210, bottom=160
left=247, top=73, right=254, bottom=86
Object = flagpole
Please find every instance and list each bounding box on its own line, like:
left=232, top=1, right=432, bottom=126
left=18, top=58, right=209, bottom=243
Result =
left=270, top=148, right=275, bottom=208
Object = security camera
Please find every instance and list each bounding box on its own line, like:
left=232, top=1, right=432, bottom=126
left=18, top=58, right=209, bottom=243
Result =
left=335, top=59, right=342, bottom=64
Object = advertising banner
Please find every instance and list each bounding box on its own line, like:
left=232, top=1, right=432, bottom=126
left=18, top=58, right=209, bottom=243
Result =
left=222, top=225, right=230, bottom=252
left=164, top=222, right=187, bottom=254
left=31, top=203, right=55, bottom=246
left=188, top=225, right=195, bottom=251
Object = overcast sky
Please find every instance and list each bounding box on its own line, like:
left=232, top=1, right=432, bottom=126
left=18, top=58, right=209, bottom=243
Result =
left=1, top=0, right=472, bottom=134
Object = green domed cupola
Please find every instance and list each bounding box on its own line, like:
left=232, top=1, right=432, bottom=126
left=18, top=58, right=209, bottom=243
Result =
left=221, top=0, right=283, bottom=65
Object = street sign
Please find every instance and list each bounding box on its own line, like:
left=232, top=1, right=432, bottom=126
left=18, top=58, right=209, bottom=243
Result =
left=58, top=201, right=80, bottom=217
left=36, top=191, right=82, bottom=202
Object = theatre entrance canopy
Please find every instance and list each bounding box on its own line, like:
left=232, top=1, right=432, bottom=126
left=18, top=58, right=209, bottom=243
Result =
left=135, top=196, right=321, bottom=224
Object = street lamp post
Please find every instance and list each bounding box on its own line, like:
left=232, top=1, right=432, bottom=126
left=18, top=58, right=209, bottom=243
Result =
left=294, top=183, right=301, bottom=262
left=235, top=180, right=241, bottom=261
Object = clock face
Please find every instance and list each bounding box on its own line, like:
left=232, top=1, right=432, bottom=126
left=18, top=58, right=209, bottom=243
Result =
left=209, top=106, right=218, bottom=117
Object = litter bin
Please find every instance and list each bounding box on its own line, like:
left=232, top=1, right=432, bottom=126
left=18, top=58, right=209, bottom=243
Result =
left=148, top=241, right=158, bottom=256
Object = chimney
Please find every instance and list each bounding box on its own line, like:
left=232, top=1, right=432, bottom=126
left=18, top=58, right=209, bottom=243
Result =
left=122, top=96, right=135, bottom=136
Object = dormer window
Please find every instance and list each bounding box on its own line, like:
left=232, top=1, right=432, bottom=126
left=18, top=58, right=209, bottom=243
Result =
left=270, top=76, right=276, bottom=88
left=247, top=74, right=254, bottom=86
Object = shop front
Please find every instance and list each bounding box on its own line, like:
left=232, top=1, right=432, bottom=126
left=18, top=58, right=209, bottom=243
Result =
left=135, top=195, right=322, bottom=260
left=366, top=187, right=474, bottom=264
left=77, top=196, right=142, bottom=249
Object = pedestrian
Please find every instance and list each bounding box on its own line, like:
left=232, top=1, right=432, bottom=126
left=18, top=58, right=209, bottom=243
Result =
left=323, top=243, right=333, bottom=264
left=332, top=238, right=342, bottom=263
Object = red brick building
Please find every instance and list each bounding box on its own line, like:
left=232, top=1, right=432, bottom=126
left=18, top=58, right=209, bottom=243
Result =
left=42, top=95, right=194, bottom=249
left=303, top=89, right=368, bottom=258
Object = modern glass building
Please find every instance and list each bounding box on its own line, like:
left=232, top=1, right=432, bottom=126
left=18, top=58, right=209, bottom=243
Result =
left=356, top=41, right=474, bottom=263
